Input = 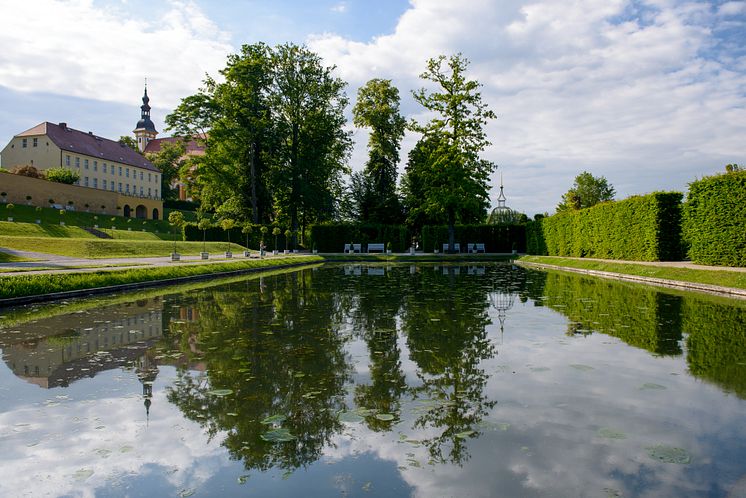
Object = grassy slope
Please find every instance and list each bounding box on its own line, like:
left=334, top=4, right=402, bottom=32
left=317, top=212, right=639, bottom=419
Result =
left=0, top=255, right=322, bottom=299
left=0, top=236, right=247, bottom=258
left=0, top=251, right=31, bottom=263
left=519, top=255, right=746, bottom=291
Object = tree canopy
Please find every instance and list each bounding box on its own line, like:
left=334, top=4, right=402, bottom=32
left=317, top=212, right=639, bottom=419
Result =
left=403, top=54, right=496, bottom=247
left=556, top=171, right=616, bottom=212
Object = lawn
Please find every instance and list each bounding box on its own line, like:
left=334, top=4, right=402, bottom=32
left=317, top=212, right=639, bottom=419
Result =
left=0, top=236, right=248, bottom=258
left=0, top=255, right=322, bottom=300
left=0, top=251, right=32, bottom=263
left=518, top=255, right=746, bottom=291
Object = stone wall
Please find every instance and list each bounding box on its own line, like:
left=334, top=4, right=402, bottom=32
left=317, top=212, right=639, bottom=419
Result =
left=0, top=173, right=163, bottom=219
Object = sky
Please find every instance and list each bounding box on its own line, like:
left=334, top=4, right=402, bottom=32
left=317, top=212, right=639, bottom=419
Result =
left=0, top=0, right=744, bottom=216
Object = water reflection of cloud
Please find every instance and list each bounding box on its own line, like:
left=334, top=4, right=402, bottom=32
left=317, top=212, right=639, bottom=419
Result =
left=0, top=368, right=228, bottom=497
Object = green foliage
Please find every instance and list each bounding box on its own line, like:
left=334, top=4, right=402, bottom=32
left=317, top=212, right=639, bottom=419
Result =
left=406, top=54, right=496, bottom=240
left=309, top=223, right=409, bottom=252
left=349, top=78, right=406, bottom=224
left=556, top=171, right=615, bottom=212
left=168, top=210, right=185, bottom=228
left=527, top=192, right=683, bottom=261
left=683, top=170, right=746, bottom=266
left=45, top=167, right=80, bottom=185
left=421, top=224, right=526, bottom=253
left=118, top=136, right=139, bottom=150
left=146, top=140, right=186, bottom=201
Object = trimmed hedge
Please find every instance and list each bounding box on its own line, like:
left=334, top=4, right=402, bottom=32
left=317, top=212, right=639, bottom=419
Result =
left=526, top=192, right=683, bottom=261
left=683, top=170, right=746, bottom=266
left=420, top=224, right=526, bottom=253
left=309, top=224, right=410, bottom=252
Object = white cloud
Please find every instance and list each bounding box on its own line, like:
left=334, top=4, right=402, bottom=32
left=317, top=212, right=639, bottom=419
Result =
left=331, top=1, right=348, bottom=13
left=309, top=0, right=746, bottom=215
left=0, top=0, right=232, bottom=109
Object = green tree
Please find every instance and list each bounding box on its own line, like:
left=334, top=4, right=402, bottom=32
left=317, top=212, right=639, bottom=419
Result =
left=45, top=167, right=79, bottom=185
left=408, top=54, right=497, bottom=251
left=556, top=171, right=615, bottom=212
left=167, top=43, right=275, bottom=224
left=269, top=43, right=352, bottom=247
left=118, top=136, right=139, bottom=151
left=146, top=140, right=186, bottom=201
left=168, top=211, right=185, bottom=253
left=350, top=78, right=406, bottom=223
left=198, top=217, right=212, bottom=253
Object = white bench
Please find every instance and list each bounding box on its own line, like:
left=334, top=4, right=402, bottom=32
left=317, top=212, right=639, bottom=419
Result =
left=344, top=243, right=362, bottom=253
left=442, top=243, right=461, bottom=253
left=367, top=243, right=385, bottom=253
left=468, top=243, right=486, bottom=253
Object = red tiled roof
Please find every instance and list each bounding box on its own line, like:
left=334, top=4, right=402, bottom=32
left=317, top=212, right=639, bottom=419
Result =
left=143, top=136, right=206, bottom=156
left=18, top=122, right=160, bottom=173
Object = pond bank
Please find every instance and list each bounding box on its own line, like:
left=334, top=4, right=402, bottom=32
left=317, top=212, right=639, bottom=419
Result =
left=517, top=255, right=746, bottom=298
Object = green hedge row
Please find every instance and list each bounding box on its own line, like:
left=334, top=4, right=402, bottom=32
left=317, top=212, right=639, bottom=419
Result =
left=309, top=224, right=410, bottom=252
left=683, top=170, right=746, bottom=266
left=526, top=192, right=683, bottom=261
left=420, top=224, right=526, bottom=253
left=182, top=223, right=290, bottom=251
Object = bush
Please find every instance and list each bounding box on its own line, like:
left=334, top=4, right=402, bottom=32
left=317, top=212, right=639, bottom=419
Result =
left=421, top=224, right=526, bottom=253
left=10, top=164, right=44, bottom=178
left=309, top=224, right=410, bottom=252
left=683, top=170, right=746, bottom=266
left=45, top=167, right=80, bottom=185
left=527, top=192, right=683, bottom=261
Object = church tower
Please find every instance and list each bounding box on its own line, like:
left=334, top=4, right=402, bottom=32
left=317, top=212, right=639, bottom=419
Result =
left=133, top=83, right=158, bottom=152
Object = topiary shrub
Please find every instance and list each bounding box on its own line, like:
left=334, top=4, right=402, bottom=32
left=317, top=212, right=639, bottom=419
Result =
left=45, top=167, right=80, bottom=185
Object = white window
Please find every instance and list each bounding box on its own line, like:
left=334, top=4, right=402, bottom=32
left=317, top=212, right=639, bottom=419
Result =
left=148, top=173, right=152, bottom=182
left=84, top=159, right=89, bottom=169
left=118, top=166, right=122, bottom=176
left=102, top=163, right=107, bottom=173
left=126, top=184, right=130, bottom=193
left=140, top=172, right=143, bottom=181
left=33, top=138, right=38, bottom=147
left=126, top=168, right=129, bottom=178
left=155, top=189, right=159, bottom=198
left=66, top=155, right=70, bottom=166
left=93, top=161, right=97, bottom=171
left=93, top=178, right=98, bottom=188
left=148, top=187, right=152, bottom=197
left=84, top=176, right=89, bottom=187
left=140, top=186, right=143, bottom=196
left=22, top=138, right=27, bottom=148
left=75, top=157, right=80, bottom=168
left=103, top=180, right=107, bottom=190
left=118, top=183, right=122, bottom=192
left=111, top=183, right=115, bottom=192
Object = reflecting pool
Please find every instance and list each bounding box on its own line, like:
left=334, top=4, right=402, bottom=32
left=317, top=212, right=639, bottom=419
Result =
left=1, top=263, right=745, bottom=497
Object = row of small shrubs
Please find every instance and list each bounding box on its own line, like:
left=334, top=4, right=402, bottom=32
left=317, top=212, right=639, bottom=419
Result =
left=309, top=224, right=410, bottom=252
left=683, top=170, right=746, bottom=266
left=526, top=192, right=684, bottom=261
left=182, top=223, right=290, bottom=251
left=420, top=224, right=526, bottom=253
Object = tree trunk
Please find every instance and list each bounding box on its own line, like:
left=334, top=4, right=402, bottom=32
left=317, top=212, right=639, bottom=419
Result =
left=249, top=142, right=258, bottom=224
left=290, top=122, right=299, bottom=245
left=448, top=209, right=456, bottom=253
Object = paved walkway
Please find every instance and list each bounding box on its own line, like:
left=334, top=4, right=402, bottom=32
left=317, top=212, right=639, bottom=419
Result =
left=0, top=247, right=285, bottom=277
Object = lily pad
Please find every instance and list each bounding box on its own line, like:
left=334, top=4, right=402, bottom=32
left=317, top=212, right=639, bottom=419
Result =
left=646, top=445, right=691, bottom=464
left=375, top=413, right=395, bottom=421
left=261, top=428, right=297, bottom=442
left=338, top=411, right=365, bottom=423
left=208, top=389, right=233, bottom=397
left=597, top=427, right=626, bottom=439
left=260, top=414, right=287, bottom=425
left=455, top=430, right=475, bottom=439
left=570, top=364, right=594, bottom=371
left=640, top=383, right=666, bottom=390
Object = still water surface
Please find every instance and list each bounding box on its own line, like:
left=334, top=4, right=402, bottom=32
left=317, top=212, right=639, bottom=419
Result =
left=1, top=263, right=745, bottom=497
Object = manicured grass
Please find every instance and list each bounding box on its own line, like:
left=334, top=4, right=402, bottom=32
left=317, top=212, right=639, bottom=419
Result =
left=0, top=255, right=322, bottom=300
left=0, top=220, right=96, bottom=238
left=0, top=236, right=248, bottom=258
left=518, top=255, right=746, bottom=291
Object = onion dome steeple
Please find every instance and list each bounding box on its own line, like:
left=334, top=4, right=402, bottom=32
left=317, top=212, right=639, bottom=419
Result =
left=133, top=80, right=158, bottom=152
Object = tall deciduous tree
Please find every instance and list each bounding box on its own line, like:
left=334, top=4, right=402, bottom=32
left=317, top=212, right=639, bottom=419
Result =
left=269, top=43, right=351, bottom=246
left=351, top=79, right=406, bottom=224
left=407, top=54, right=496, bottom=251
left=166, top=43, right=275, bottom=224
left=556, top=171, right=615, bottom=212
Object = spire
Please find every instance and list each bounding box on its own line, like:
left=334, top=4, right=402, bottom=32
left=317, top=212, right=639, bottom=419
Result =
left=497, top=173, right=506, bottom=207
left=134, top=80, right=158, bottom=152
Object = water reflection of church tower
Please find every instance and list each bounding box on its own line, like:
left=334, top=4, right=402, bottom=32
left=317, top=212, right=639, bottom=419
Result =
left=490, top=290, right=515, bottom=342
left=136, top=352, right=159, bottom=421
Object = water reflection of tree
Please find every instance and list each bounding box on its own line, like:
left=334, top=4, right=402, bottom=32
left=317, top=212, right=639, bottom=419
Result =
left=165, top=269, right=352, bottom=473
left=346, top=267, right=408, bottom=431
left=400, top=265, right=497, bottom=465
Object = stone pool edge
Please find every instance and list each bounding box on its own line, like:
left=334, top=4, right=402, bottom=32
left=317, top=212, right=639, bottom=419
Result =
left=517, top=261, right=746, bottom=299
